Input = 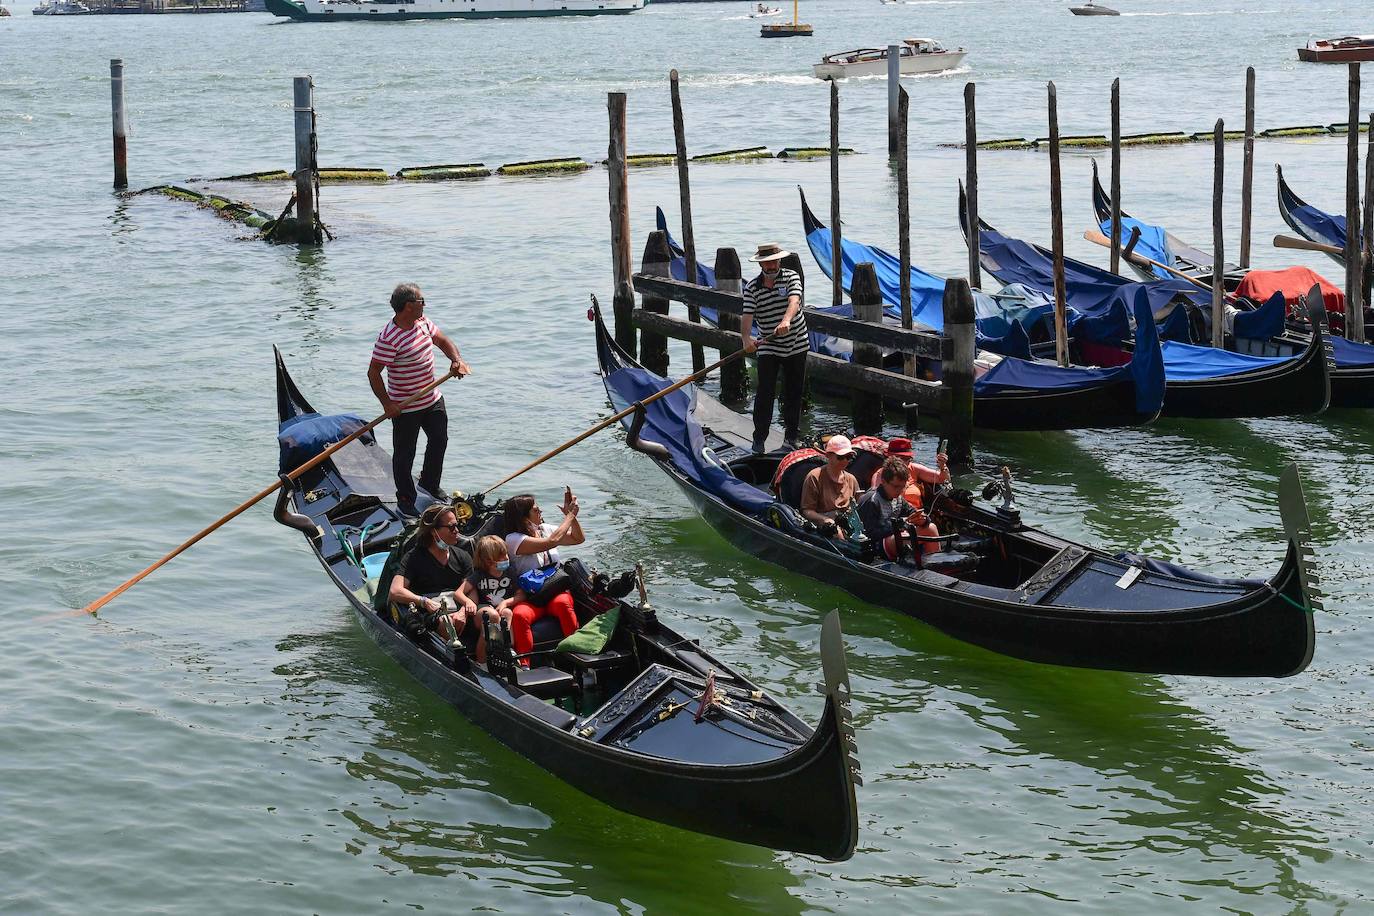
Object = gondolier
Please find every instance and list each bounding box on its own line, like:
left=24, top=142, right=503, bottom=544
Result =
left=368, top=283, right=471, bottom=517
left=741, top=242, right=809, bottom=454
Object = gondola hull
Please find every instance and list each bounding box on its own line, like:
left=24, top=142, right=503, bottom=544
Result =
left=1276, top=163, right=1348, bottom=266
left=594, top=308, right=1319, bottom=678
left=272, top=349, right=861, bottom=861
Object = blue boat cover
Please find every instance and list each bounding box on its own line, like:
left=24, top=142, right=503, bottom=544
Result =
left=278, top=412, right=367, bottom=472
left=1097, top=215, right=1174, bottom=280
left=1233, top=291, right=1287, bottom=342
left=974, top=288, right=1164, bottom=414
left=603, top=365, right=776, bottom=516
left=1289, top=201, right=1348, bottom=250
left=1157, top=303, right=1193, bottom=342
left=1158, top=340, right=1292, bottom=379
left=1331, top=334, right=1374, bottom=368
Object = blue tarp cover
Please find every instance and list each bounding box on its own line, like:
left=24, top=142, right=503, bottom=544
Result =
left=1290, top=202, right=1348, bottom=250
left=1158, top=340, right=1292, bottom=379
left=604, top=365, right=776, bottom=515
left=1233, top=291, right=1287, bottom=342
left=1331, top=334, right=1374, bottom=368
left=278, top=412, right=366, bottom=472
left=1097, top=215, right=1174, bottom=280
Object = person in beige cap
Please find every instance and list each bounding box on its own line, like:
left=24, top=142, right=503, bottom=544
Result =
left=801, top=435, right=860, bottom=539
left=741, top=242, right=809, bottom=453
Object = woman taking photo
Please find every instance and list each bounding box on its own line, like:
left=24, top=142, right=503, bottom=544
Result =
left=501, top=488, right=585, bottom=656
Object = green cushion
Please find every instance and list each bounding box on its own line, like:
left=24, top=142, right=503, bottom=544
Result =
left=556, top=607, right=620, bottom=655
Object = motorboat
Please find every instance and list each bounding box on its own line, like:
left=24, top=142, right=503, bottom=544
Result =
left=1299, top=36, right=1374, bottom=63
left=1070, top=1, right=1119, bottom=15
left=749, top=3, right=781, bottom=16
left=813, top=38, right=966, bottom=79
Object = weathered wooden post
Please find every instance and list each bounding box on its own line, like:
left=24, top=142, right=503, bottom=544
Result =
left=669, top=70, right=706, bottom=373
left=607, top=92, right=636, bottom=357
left=1362, top=110, right=1374, bottom=340
left=1212, top=119, right=1226, bottom=348
left=851, top=263, right=885, bottom=434
left=1048, top=82, right=1069, bottom=367
left=292, top=76, right=319, bottom=245
left=887, top=44, right=901, bottom=157
left=714, top=247, right=748, bottom=402
left=1240, top=66, right=1256, bottom=269
left=110, top=59, right=128, bottom=190
left=941, top=279, right=975, bottom=471
left=829, top=78, right=843, bottom=307
left=1346, top=63, right=1363, bottom=340
left=964, top=82, right=981, bottom=290
left=640, top=231, right=673, bottom=377
left=897, top=87, right=919, bottom=432
left=1110, top=77, right=1121, bottom=275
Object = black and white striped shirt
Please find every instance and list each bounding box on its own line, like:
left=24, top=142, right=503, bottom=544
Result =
left=743, top=268, right=809, bottom=358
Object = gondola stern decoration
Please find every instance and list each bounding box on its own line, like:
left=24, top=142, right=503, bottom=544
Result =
left=819, top=609, right=861, bottom=860
left=1279, top=463, right=1325, bottom=615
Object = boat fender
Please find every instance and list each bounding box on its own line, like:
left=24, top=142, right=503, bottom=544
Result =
left=273, top=474, right=323, bottom=541
left=626, top=403, right=670, bottom=460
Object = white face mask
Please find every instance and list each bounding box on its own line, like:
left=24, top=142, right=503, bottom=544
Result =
left=762, top=267, right=780, bottom=279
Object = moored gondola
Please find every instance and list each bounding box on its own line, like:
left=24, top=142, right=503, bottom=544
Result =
left=1276, top=164, right=1349, bottom=266
left=593, top=303, right=1320, bottom=678
left=271, top=347, right=861, bottom=861
left=960, top=189, right=1334, bottom=419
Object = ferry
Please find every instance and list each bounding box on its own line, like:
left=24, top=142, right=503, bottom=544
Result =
left=266, top=0, right=643, bottom=20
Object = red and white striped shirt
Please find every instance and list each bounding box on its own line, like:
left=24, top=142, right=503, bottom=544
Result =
left=371, top=315, right=441, bottom=412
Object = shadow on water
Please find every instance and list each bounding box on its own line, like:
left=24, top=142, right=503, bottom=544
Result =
left=270, top=617, right=809, bottom=914
left=108, top=200, right=138, bottom=239
left=629, top=512, right=1331, bottom=895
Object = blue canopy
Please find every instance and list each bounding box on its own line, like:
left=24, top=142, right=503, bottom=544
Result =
left=603, top=365, right=776, bottom=516
left=1097, top=215, right=1175, bottom=281
left=975, top=288, right=1164, bottom=414
left=1331, top=334, right=1374, bottom=368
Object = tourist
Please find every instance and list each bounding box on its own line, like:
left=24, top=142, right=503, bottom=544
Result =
left=801, top=435, right=860, bottom=539
left=502, top=489, right=585, bottom=655
left=388, top=504, right=479, bottom=641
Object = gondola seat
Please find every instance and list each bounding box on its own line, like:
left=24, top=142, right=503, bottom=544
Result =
left=511, top=665, right=578, bottom=701
left=772, top=450, right=825, bottom=508
left=921, top=551, right=980, bottom=576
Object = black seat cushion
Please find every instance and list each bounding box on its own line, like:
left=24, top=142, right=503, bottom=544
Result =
left=922, top=551, right=979, bottom=575
left=514, top=665, right=577, bottom=700
left=530, top=614, right=566, bottom=647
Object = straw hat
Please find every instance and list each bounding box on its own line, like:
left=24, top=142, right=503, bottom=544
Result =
left=748, top=242, right=793, bottom=263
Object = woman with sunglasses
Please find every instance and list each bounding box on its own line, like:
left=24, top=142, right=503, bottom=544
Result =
left=388, top=504, right=479, bottom=642
left=801, top=436, right=861, bottom=540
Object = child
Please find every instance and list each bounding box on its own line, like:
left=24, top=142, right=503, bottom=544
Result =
left=459, top=535, right=524, bottom=664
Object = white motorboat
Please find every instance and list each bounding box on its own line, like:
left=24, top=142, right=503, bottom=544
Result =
left=813, top=38, right=966, bottom=80
left=749, top=3, right=781, bottom=17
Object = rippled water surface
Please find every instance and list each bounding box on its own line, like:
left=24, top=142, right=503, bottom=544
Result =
left=5, top=0, right=1374, bottom=912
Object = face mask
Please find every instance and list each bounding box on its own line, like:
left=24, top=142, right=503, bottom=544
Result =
left=762, top=267, right=780, bottom=279
left=495, top=560, right=510, bottom=573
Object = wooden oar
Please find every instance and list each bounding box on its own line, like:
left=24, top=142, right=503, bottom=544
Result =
left=483, top=331, right=770, bottom=495
left=79, top=367, right=462, bottom=617
left=1273, top=234, right=1344, bottom=256
left=1082, top=227, right=1220, bottom=293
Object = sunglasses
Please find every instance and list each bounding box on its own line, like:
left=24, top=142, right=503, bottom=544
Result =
left=408, top=297, right=426, bottom=306
left=436, top=522, right=460, bottom=531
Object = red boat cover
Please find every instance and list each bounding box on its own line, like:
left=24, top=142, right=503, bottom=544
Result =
left=1234, top=267, right=1344, bottom=316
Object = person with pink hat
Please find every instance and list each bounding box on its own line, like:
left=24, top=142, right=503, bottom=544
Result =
left=800, top=434, right=861, bottom=539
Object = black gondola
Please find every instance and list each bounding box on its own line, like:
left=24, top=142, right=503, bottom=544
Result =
left=959, top=188, right=1334, bottom=419
left=1276, top=164, right=1348, bottom=266
left=1093, top=162, right=1374, bottom=409
left=593, top=304, right=1320, bottom=678
left=270, top=348, right=861, bottom=861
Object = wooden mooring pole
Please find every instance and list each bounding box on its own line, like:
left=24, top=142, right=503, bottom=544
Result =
left=898, top=86, right=918, bottom=433
left=887, top=44, right=901, bottom=158
left=942, top=279, right=975, bottom=471
left=829, top=78, right=843, bottom=308
left=292, top=76, right=319, bottom=245
left=1363, top=110, right=1374, bottom=339
left=669, top=70, right=706, bottom=373
left=640, top=230, right=673, bottom=376
left=1110, top=78, right=1121, bottom=275
left=851, top=263, right=885, bottom=434
left=714, top=247, right=748, bottom=402
left=1346, top=63, right=1364, bottom=341
left=1048, top=82, right=1069, bottom=367
left=1240, top=66, right=1256, bottom=269
left=964, top=82, right=981, bottom=290
left=1212, top=119, right=1225, bottom=349
left=110, top=59, right=128, bottom=190
left=607, top=92, right=636, bottom=358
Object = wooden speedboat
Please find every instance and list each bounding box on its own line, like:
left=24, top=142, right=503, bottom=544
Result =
left=271, top=347, right=861, bottom=861
left=1299, top=36, right=1374, bottom=63
left=813, top=38, right=967, bottom=80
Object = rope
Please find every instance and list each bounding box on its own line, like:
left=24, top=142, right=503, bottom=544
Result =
left=1278, top=591, right=1315, bottom=614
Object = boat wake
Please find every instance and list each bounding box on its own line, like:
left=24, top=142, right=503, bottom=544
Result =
left=1120, top=7, right=1284, bottom=14
left=841, top=65, right=971, bottom=81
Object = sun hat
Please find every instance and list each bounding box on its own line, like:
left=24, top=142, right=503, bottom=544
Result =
left=823, top=434, right=855, bottom=457
left=748, top=242, right=793, bottom=262
left=886, top=437, right=914, bottom=459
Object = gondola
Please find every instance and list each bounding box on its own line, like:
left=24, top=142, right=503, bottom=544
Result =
left=1276, top=163, right=1350, bottom=266
left=270, top=348, right=861, bottom=861
left=795, top=189, right=1165, bottom=430
left=593, top=304, right=1319, bottom=678
left=1093, top=162, right=1374, bottom=408
left=960, top=189, right=1334, bottom=419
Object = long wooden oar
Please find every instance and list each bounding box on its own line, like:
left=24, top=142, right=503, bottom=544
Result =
left=483, top=331, right=769, bottom=496
left=1082, top=227, right=1222, bottom=293
left=80, top=367, right=462, bottom=617
left=1273, top=233, right=1344, bottom=256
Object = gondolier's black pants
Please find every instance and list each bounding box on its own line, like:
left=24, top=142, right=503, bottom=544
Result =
left=753, top=351, right=806, bottom=444
left=392, top=397, right=448, bottom=506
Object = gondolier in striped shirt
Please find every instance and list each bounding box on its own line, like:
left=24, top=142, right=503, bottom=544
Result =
left=368, top=283, right=471, bottom=517
left=741, top=242, right=808, bottom=454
